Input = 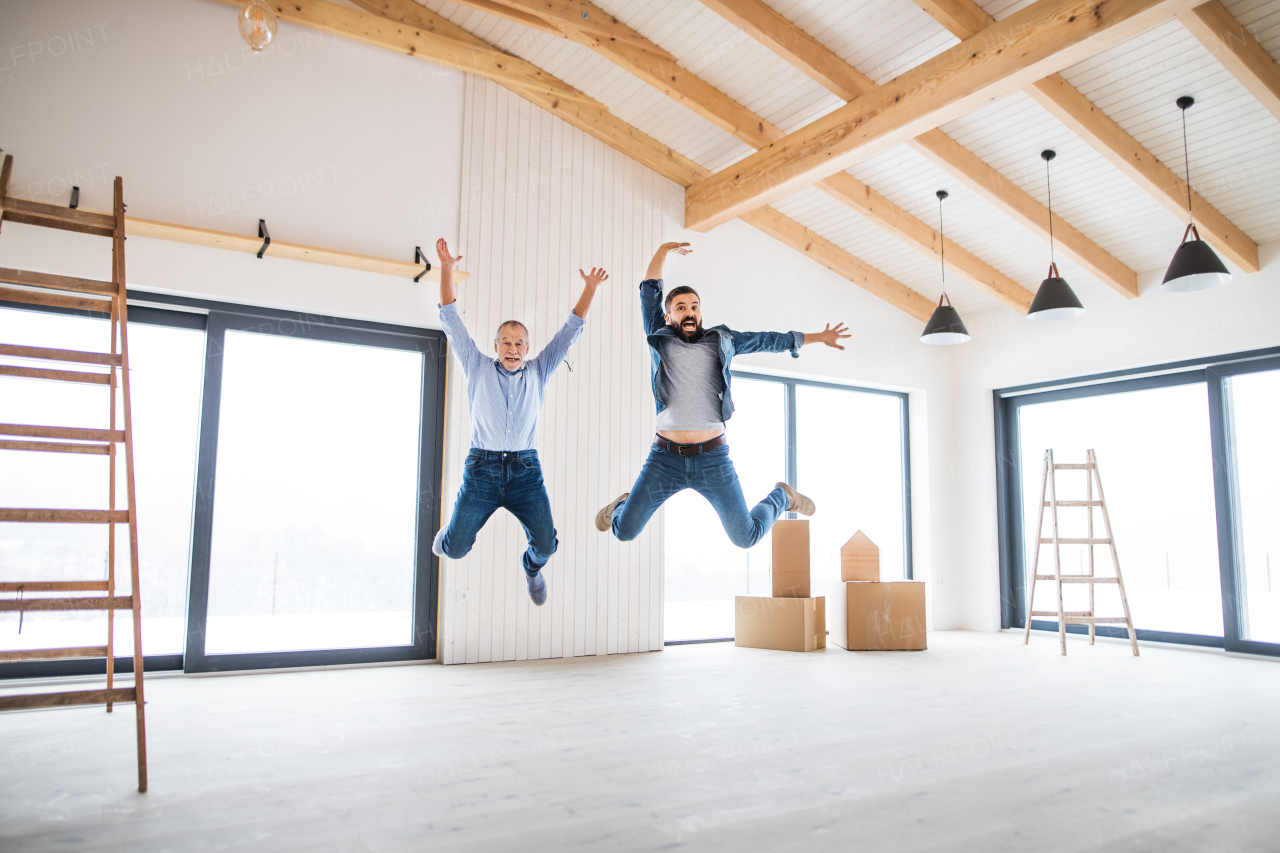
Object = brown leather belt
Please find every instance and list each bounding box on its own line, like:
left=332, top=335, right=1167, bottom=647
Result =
left=653, top=432, right=727, bottom=457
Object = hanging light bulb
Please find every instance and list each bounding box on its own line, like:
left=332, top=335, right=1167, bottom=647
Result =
left=1162, top=96, right=1232, bottom=292
left=239, top=0, right=278, bottom=53
left=921, top=190, right=971, bottom=345
left=1028, top=150, right=1085, bottom=321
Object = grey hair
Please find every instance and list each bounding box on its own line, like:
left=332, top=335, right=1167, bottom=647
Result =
left=494, top=320, right=529, bottom=343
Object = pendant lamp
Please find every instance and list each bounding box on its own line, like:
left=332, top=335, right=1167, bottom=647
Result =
left=1028, top=150, right=1085, bottom=321
left=921, top=190, right=971, bottom=345
left=1162, top=96, right=1232, bottom=292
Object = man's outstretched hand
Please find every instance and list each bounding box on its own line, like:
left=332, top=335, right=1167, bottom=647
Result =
left=809, top=322, right=851, bottom=350
left=580, top=266, right=610, bottom=288
left=647, top=242, right=691, bottom=280
left=436, top=238, right=462, bottom=269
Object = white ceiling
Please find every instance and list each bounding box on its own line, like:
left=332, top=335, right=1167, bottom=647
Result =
left=420, top=0, right=1280, bottom=317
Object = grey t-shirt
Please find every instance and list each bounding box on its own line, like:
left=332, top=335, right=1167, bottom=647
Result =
left=655, top=331, right=725, bottom=432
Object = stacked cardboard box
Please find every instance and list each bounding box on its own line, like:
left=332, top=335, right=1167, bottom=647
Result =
left=828, top=530, right=926, bottom=651
left=735, top=519, right=825, bottom=652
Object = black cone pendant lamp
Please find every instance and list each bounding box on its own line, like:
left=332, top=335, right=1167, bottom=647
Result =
left=1162, top=96, right=1232, bottom=292
left=921, top=190, right=970, bottom=345
left=1028, top=150, right=1085, bottom=321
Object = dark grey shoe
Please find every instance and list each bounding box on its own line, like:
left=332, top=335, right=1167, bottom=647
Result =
left=527, top=571, right=548, bottom=606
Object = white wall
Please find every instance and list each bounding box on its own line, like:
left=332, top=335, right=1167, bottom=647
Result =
left=947, top=244, right=1280, bottom=631
left=0, top=0, right=463, bottom=326
left=438, top=76, right=674, bottom=663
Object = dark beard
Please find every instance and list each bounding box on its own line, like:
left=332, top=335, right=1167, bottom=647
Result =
left=675, top=319, right=703, bottom=343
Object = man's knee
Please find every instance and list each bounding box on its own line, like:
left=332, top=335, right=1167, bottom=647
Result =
left=612, top=516, right=640, bottom=542
left=441, top=530, right=475, bottom=560
left=724, top=524, right=760, bottom=550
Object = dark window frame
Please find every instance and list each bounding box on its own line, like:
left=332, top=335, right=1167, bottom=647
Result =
left=1, top=291, right=448, bottom=678
left=994, top=345, right=1280, bottom=657
left=733, top=371, right=913, bottom=580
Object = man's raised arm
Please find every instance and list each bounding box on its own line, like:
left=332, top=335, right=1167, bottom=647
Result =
left=435, top=238, right=483, bottom=372
left=532, top=266, right=608, bottom=382
left=640, top=242, right=691, bottom=336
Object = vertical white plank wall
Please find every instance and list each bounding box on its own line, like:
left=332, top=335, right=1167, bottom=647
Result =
left=438, top=76, right=679, bottom=664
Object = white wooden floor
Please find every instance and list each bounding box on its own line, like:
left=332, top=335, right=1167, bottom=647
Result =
left=2, top=630, right=1278, bottom=852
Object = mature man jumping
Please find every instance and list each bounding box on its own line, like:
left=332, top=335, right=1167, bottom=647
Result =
left=596, top=241, right=849, bottom=545
left=434, top=238, right=609, bottom=605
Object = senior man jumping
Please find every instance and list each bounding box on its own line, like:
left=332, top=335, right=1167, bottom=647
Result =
left=434, top=238, right=608, bottom=605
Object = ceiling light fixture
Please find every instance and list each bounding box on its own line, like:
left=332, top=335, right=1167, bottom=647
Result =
left=239, top=0, right=278, bottom=53
left=920, top=190, right=971, bottom=345
left=1028, top=150, right=1085, bottom=321
left=1162, top=96, right=1232, bottom=292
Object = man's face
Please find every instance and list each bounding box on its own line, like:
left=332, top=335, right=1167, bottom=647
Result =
left=665, top=294, right=703, bottom=343
left=493, top=325, right=530, bottom=371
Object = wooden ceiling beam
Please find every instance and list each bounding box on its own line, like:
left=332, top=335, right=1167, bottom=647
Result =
left=333, top=0, right=932, bottom=319
left=683, top=0, right=1202, bottom=232
left=701, top=0, right=1131, bottom=299
left=449, top=0, right=1034, bottom=309
left=915, top=0, right=1259, bottom=274
left=740, top=207, right=937, bottom=321
left=1180, top=1, right=1280, bottom=123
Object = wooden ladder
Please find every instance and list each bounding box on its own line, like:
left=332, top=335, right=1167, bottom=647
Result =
left=0, top=154, right=149, bottom=792
left=1023, top=449, right=1138, bottom=657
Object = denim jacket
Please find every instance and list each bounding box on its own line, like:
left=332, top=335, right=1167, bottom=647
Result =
left=641, top=278, right=802, bottom=423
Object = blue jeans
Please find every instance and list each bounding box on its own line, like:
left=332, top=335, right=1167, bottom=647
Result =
left=439, top=449, right=558, bottom=576
left=611, top=443, right=789, bottom=547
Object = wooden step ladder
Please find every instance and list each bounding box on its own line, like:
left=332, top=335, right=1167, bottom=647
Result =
left=1023, top=449, right=1138, bottom=657
left=0, top=154, right=149, bottom=792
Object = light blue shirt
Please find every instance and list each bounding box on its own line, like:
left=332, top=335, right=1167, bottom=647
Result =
left=439, top=302, right=585, bottom=451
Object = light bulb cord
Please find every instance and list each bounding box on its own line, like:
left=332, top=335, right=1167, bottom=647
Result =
left=938, top=194, right=946, bottom=296
left=1045, top=156, right=1056, bottom=266
left=1181, top=105, right=1194, bottom=226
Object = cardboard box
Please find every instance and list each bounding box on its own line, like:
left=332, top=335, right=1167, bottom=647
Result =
left=735, top=596, right=826, bottom=652
left=827, top=580, right=926, bottom=650
left=772, top=519, right=811, bottom=598
left=840, top=530, right=880, bottom=582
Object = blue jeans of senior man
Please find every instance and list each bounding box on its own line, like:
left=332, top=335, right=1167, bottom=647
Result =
left=611, top=443, right=789, bottom=547
left=438, top=449, right=558, bottom=576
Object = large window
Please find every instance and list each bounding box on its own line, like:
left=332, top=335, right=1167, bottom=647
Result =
left=0, top=306, right=204, bottom=664
left=996, top=349, right=1280, bottom=656
left=1, top=295, right=446, bottom=677
left=664, top=374, right=910, bottom=642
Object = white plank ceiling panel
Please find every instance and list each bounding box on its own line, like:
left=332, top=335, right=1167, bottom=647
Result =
left=769, top=0, right=960, bottom=86
left=771, top=181, right=1003, bottom=316
left=594, top=0, right=847, bottom=138
left=847, top=142, right=1124, bottom=314
left=422, top=0, right=755, bottom=171
left=1061, top=19, right=1280, bottom=250
left=937, top=88, right=1186, bottom=279
left=1226, top=0, right=1280, bottom=59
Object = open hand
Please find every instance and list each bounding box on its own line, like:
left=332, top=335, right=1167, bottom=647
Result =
left=436, top=238, right=462, bottom=268
left=660, top=242, right=692, bottom=256
left=814, top=322, right=851, bottom=350
left=580, top=266, right=610, bottom=288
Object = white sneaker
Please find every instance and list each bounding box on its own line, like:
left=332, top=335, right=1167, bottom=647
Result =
left=432, top=527, right=447, bottom=558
